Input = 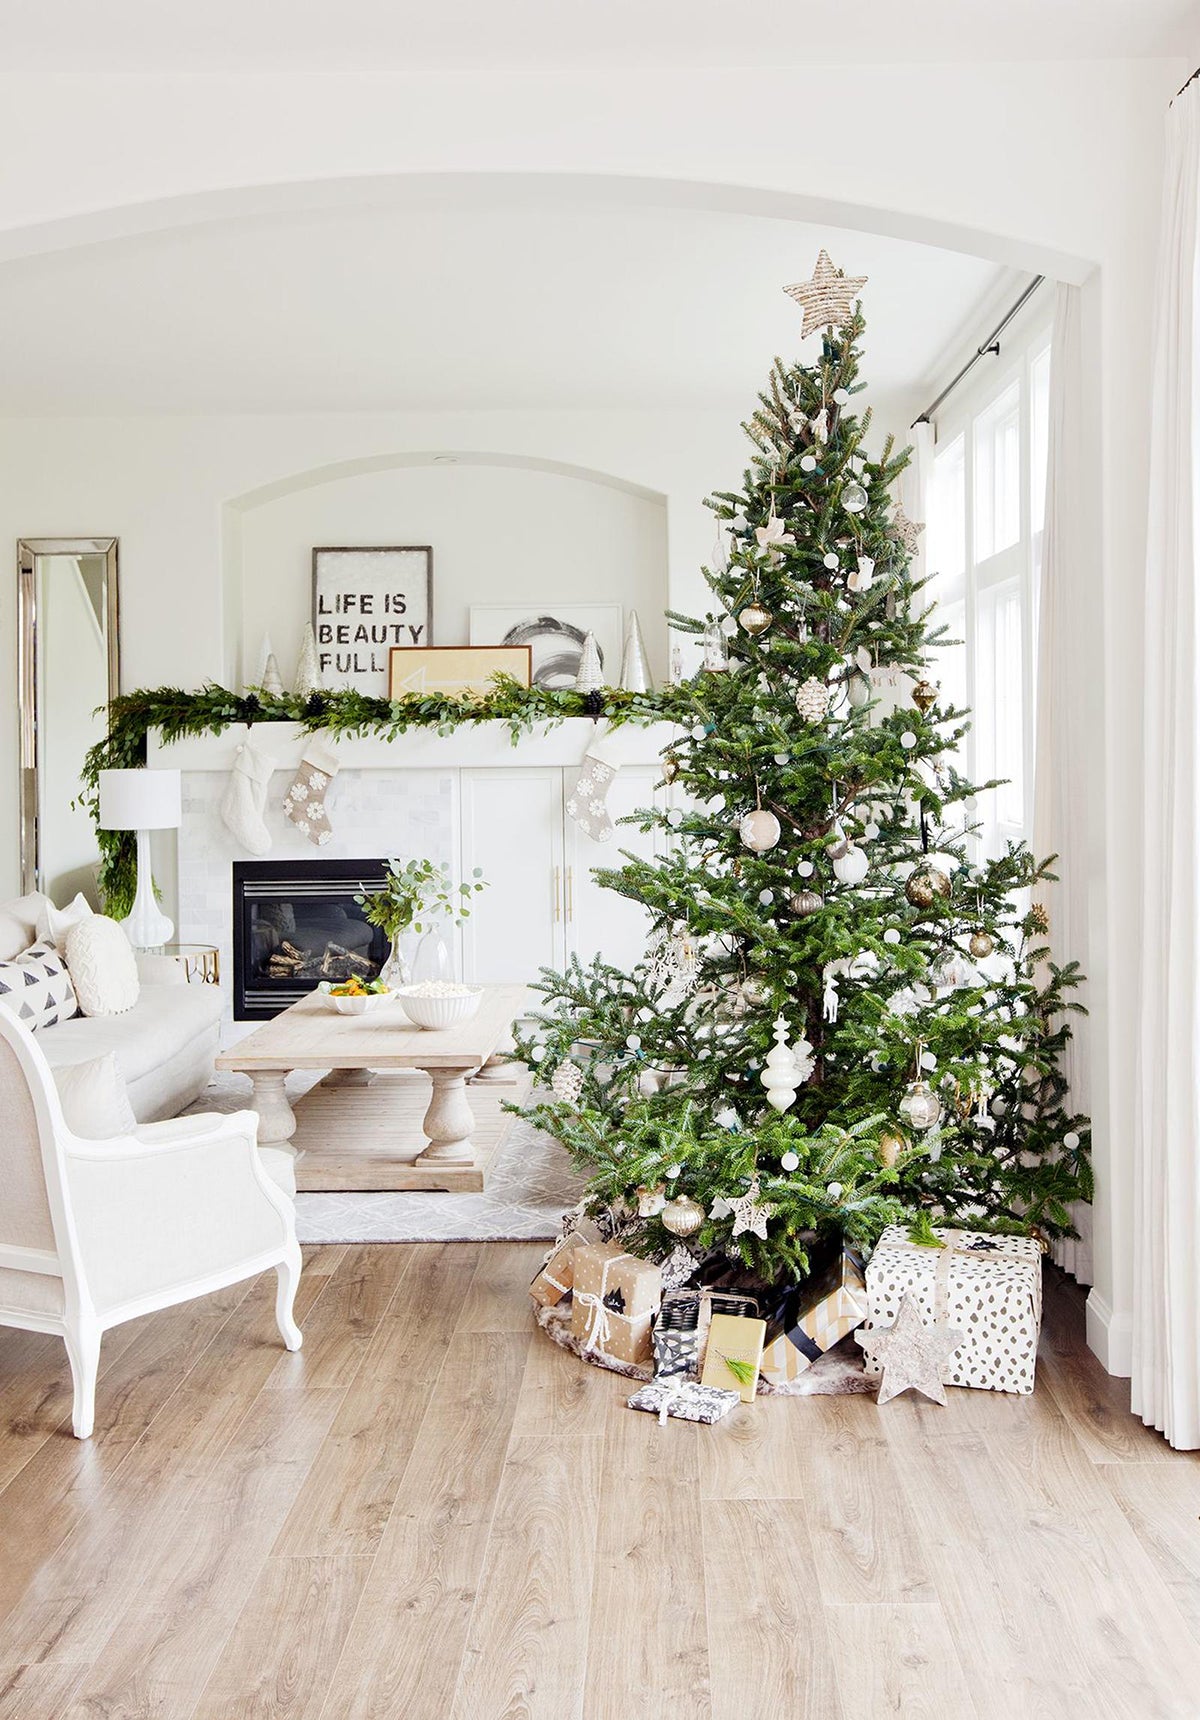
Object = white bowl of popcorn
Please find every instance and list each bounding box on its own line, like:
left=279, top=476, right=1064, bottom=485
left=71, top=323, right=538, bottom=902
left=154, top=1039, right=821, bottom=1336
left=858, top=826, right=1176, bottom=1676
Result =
left=395, top=980, right=483, bottom=1030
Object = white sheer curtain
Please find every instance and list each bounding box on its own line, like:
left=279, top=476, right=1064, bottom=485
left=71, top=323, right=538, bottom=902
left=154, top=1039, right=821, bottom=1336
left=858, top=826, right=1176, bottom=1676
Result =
left=1132, top=83, right=1200, bottom=1450
left=1034, top=283, right=1094, bottom=1285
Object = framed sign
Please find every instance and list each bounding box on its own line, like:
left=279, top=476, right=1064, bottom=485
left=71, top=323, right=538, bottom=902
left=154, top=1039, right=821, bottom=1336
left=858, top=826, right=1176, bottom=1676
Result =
left=312, top=546, right=433, bottom=693
left=388, top=645, right=531, bottom=699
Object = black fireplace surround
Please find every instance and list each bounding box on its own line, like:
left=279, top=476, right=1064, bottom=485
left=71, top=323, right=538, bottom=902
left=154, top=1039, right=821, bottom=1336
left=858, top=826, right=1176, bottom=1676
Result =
left=232, top=858, right=390, bottom=1019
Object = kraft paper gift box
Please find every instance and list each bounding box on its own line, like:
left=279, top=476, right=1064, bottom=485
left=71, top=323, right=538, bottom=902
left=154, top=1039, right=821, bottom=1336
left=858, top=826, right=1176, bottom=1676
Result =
left=570, top=1242, right=662, bottom=1366
left=861, top=1225, right=1044, bottom=1395
left=530, top=1228, right=595, bottom=1308
left=759, top=1247, right=870, bottom=1386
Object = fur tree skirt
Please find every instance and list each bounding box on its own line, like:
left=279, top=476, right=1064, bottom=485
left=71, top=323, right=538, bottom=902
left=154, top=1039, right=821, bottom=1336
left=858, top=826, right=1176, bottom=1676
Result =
left=534, top=1301, right=878, bottom=1396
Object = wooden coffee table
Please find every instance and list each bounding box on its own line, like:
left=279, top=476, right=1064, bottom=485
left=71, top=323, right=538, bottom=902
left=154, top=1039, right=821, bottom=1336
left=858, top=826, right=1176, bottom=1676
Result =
left=216, top=984, right=530, bottom=1193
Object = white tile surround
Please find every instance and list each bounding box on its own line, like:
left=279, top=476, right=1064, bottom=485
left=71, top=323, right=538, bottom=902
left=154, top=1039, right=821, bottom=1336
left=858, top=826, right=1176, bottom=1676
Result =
left=150, top=719, right=675, bottom=1035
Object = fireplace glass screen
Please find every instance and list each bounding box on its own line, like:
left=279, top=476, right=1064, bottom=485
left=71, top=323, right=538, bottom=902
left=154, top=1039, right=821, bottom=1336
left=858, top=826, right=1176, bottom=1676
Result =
left=232, top=858, right=390, bottom=1019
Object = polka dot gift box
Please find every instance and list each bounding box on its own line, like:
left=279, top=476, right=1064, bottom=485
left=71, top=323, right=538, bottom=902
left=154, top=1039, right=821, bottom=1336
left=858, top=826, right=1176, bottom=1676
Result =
left=860, top=1226, right=1044, bottom=1395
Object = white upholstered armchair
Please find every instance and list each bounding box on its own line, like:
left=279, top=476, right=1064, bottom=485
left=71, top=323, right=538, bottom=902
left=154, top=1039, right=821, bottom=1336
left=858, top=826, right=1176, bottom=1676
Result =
left=0, top=1006, right=302, bottom=1438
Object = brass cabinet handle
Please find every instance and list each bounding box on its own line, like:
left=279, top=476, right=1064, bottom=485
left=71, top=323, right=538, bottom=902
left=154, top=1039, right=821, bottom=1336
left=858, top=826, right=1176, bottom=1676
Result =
left=566, top=866, right=574, bottom=921
left=553, top=865, right=562, bottom=922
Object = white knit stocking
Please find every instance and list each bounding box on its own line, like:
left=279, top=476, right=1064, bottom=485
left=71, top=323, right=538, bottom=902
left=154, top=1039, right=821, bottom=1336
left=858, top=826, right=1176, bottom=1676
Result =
left=220, top=740, right=276, bottom=855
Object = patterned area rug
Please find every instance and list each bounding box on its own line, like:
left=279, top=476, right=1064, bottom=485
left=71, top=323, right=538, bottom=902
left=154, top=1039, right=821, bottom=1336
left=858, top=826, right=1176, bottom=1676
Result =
left=186, top=1071, right=585, bottom=1243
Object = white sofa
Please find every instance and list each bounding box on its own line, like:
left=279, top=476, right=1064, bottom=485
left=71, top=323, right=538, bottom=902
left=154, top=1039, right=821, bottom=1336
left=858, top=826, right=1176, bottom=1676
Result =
left=0, top=892, right=223, bottom=1123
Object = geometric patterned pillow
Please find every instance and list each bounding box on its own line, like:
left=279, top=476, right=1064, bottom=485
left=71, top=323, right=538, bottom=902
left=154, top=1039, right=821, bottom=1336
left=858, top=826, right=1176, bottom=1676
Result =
left=0, top=939, right=79, bottom=1030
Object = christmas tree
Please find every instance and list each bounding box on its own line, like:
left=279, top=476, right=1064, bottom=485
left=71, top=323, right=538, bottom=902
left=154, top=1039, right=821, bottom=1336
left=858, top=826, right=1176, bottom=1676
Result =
left=518, top=252, right=1091, bottom=1286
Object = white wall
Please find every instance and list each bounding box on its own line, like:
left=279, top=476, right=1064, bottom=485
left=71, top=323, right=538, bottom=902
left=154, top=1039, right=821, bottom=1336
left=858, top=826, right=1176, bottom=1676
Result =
left=236, top=457, right=668, bottom=691
left=0, top=54, right=1186, bottom=1375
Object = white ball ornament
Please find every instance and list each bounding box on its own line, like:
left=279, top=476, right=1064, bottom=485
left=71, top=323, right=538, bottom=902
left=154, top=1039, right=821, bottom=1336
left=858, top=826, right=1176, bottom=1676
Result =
left=823, top=552, right=840, bottom=570
left=529, top=1044, right=547, bottom=1063
left=626, top=1034, right=642, bottom=1050
left=758, top=889, right=774, bottom=905
left=797, top=860, right=815, bottom=877
left=827, top=1182, right=844, bottom=1200
left=780, top=1151, right=800, bottom=1172
left=1063, top=1130, right=1080, bottom=1149
left=901, top=731, right=918, bottom=750
left=800, top=454, right=818, bottom=472
left=833, top=388, right=850, bottom=405
left=832, top=844, right=869, bottom=885
left=884, top=928, right=901, bottom=945
left=842, top=482, right=868, bottom=515
left=666, top=1163, right=682, bottom=1179
left=739, top=809, right=782, bottom=852
left=692, top=724, right=707, bottom=741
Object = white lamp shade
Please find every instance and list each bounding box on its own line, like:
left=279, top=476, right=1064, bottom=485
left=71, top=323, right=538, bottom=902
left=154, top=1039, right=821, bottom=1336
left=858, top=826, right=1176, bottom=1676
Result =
left=98, top=768, right=182, bottom=832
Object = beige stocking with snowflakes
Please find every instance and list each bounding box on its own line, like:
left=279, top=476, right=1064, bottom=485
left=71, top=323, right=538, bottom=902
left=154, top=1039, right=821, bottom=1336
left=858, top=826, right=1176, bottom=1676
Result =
left=282, top=735, right=339, bottom=846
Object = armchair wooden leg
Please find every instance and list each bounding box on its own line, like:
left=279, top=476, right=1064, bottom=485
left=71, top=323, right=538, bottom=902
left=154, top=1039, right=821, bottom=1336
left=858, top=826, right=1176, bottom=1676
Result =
left=274, top=1245, right=303, bottom=1352
left=64, top=1318, right=101, bottom=1439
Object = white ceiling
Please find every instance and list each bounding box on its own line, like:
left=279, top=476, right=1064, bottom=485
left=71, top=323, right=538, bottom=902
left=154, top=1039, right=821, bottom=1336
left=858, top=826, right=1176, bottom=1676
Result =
left=0, top=202, right=1019, bottom=415
left=3, top=0, right=1197, bottom=70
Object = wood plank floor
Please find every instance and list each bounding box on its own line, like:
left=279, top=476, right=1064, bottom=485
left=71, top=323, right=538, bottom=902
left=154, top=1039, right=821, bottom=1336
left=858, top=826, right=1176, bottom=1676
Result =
left=0, top=1251, right=1197, bottom=1719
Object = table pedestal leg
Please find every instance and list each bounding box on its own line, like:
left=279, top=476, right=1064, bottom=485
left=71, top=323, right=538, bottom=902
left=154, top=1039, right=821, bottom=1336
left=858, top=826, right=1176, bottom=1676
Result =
left=321, top=1067, right=375, bottom=1089
left=248, top=1069, right=297, bottom=1146
left=414, top=1066, right=479, bottom=1168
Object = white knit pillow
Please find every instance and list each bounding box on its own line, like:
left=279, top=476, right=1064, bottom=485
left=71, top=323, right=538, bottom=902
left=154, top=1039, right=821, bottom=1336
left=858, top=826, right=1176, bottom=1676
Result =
left=65, top=916, right=141, bottom=1017
left=53, top=1054, right=137, bottom=1139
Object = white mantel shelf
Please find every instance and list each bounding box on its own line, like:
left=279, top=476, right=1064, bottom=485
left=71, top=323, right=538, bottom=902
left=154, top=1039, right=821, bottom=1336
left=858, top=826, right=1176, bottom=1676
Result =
left=149, top=717, right=681, bottom=773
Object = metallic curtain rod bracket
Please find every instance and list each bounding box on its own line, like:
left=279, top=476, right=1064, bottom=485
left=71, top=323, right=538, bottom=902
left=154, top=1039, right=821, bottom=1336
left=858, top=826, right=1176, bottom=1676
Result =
left=911, top=274, right=1046, bottom=430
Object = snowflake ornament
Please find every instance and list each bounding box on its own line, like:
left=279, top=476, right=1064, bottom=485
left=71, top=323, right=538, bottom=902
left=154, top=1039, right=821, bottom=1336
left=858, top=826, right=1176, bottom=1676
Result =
left=728, top=1181, right=774, bottom=1241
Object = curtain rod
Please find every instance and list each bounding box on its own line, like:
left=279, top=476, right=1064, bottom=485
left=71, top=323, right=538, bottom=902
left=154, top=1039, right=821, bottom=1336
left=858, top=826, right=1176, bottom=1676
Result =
left=910, top=274, right=1046, bottom=430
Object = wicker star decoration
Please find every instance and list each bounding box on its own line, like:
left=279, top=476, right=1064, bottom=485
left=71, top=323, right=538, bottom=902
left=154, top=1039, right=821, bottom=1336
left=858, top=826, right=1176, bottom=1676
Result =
left=890, top=506, right=926, bottom=555
left=784, top=250, right=869, bottom=339
left=727, top=1180, right=774, bottom=1240
left=856, top=1294, right=964, bottom=1406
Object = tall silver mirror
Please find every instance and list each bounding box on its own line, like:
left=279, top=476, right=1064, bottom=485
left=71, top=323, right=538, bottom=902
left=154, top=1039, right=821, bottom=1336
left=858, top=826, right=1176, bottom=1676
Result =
left=19, top=537, right=120, bottom=900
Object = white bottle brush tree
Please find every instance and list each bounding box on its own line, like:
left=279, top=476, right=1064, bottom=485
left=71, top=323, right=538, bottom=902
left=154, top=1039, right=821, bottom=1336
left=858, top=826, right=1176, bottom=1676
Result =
left=516, top=254, right=1090, bottom=1283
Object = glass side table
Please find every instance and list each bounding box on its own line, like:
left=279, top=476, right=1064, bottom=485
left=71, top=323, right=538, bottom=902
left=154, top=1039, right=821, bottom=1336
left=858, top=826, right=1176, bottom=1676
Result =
left=159, top=943, right=220, bottom=986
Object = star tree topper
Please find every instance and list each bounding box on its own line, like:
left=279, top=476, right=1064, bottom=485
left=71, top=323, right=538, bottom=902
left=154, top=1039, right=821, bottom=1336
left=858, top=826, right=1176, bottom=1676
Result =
left=784, top=250, right=869, bottom=339
left=856, top=1295, right=964, bottom=1406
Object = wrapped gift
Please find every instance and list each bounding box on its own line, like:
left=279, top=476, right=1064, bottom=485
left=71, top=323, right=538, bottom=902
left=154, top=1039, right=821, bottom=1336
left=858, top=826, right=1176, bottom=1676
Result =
left=654, top=1289, right=761, bottom=1380
left=532, top=1238, right=587, bottom=1300
left=760, top=1248, right=869, bottom=1386
left=571, top=1242, right=662, bottom=1366
left=700, top=1312, right=767, bottom=1403
left=627, top=1379, right=741, bottom=1425
left=861, top=1225, right=1043, bottom=1395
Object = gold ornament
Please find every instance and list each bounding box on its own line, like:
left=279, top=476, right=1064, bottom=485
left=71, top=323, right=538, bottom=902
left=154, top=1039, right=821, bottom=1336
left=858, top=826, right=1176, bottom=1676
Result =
left=738, top=603, right=773, bottom=636
left=968, top=929, right=995, bottom=959
left=905, top=866, right=952, bottom=909
left=636, top=1183, right=667, bottom=1218
left=1028, top=904, right=1050, bottom=934
left=789, top=888, right=824, bottom=916
left=899, top=1079, right=942, bottom=1132
left=878, top=1131, right=905, bottom=1168
left=739, top=808, right=782, bottom=852
left=912, top=679, right=937, bottom=713
left=783, top=249, right=869, bottom=339
left=662, top=752, right=680, bottom=783
left=660, top=1194, right=705, bottom=1237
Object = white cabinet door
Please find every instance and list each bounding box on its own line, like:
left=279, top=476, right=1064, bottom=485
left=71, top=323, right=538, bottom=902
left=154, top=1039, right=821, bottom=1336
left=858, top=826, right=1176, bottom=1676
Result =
left=565, top=763, right=664, bottom=974
left=460, top=767, right=566, bottom=984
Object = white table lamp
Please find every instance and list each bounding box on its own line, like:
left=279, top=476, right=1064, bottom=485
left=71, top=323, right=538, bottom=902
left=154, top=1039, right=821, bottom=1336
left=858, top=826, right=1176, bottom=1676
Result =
left=98, top=768, right=182, bottom=950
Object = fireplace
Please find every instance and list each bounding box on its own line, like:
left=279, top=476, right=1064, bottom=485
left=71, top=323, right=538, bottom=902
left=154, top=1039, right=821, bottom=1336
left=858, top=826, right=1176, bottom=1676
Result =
left=232, top=858, right=390, bottom=1019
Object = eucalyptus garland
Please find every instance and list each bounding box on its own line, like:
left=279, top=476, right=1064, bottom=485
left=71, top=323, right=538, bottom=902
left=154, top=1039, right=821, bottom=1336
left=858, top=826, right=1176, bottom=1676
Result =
left=81, top=676, right=677, bottom=916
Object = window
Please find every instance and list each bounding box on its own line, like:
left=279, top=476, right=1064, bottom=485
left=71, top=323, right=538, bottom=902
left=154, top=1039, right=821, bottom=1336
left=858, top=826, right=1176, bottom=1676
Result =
left=923, top=313, right=1051, bottom=858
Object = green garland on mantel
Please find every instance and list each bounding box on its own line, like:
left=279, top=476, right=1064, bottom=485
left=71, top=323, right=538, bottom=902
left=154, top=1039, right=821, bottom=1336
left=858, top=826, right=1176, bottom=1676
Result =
left=81, top=677, right=684, bottom=918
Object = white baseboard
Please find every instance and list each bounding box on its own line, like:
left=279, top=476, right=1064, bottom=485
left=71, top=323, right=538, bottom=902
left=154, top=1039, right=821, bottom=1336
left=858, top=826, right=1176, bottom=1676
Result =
left=1085, top=1290, right=1132, bottom=1377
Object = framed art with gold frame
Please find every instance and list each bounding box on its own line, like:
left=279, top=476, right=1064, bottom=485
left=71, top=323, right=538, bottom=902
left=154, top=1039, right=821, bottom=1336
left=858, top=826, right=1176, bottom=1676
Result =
left=388, top=644, right=532, bottom=699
